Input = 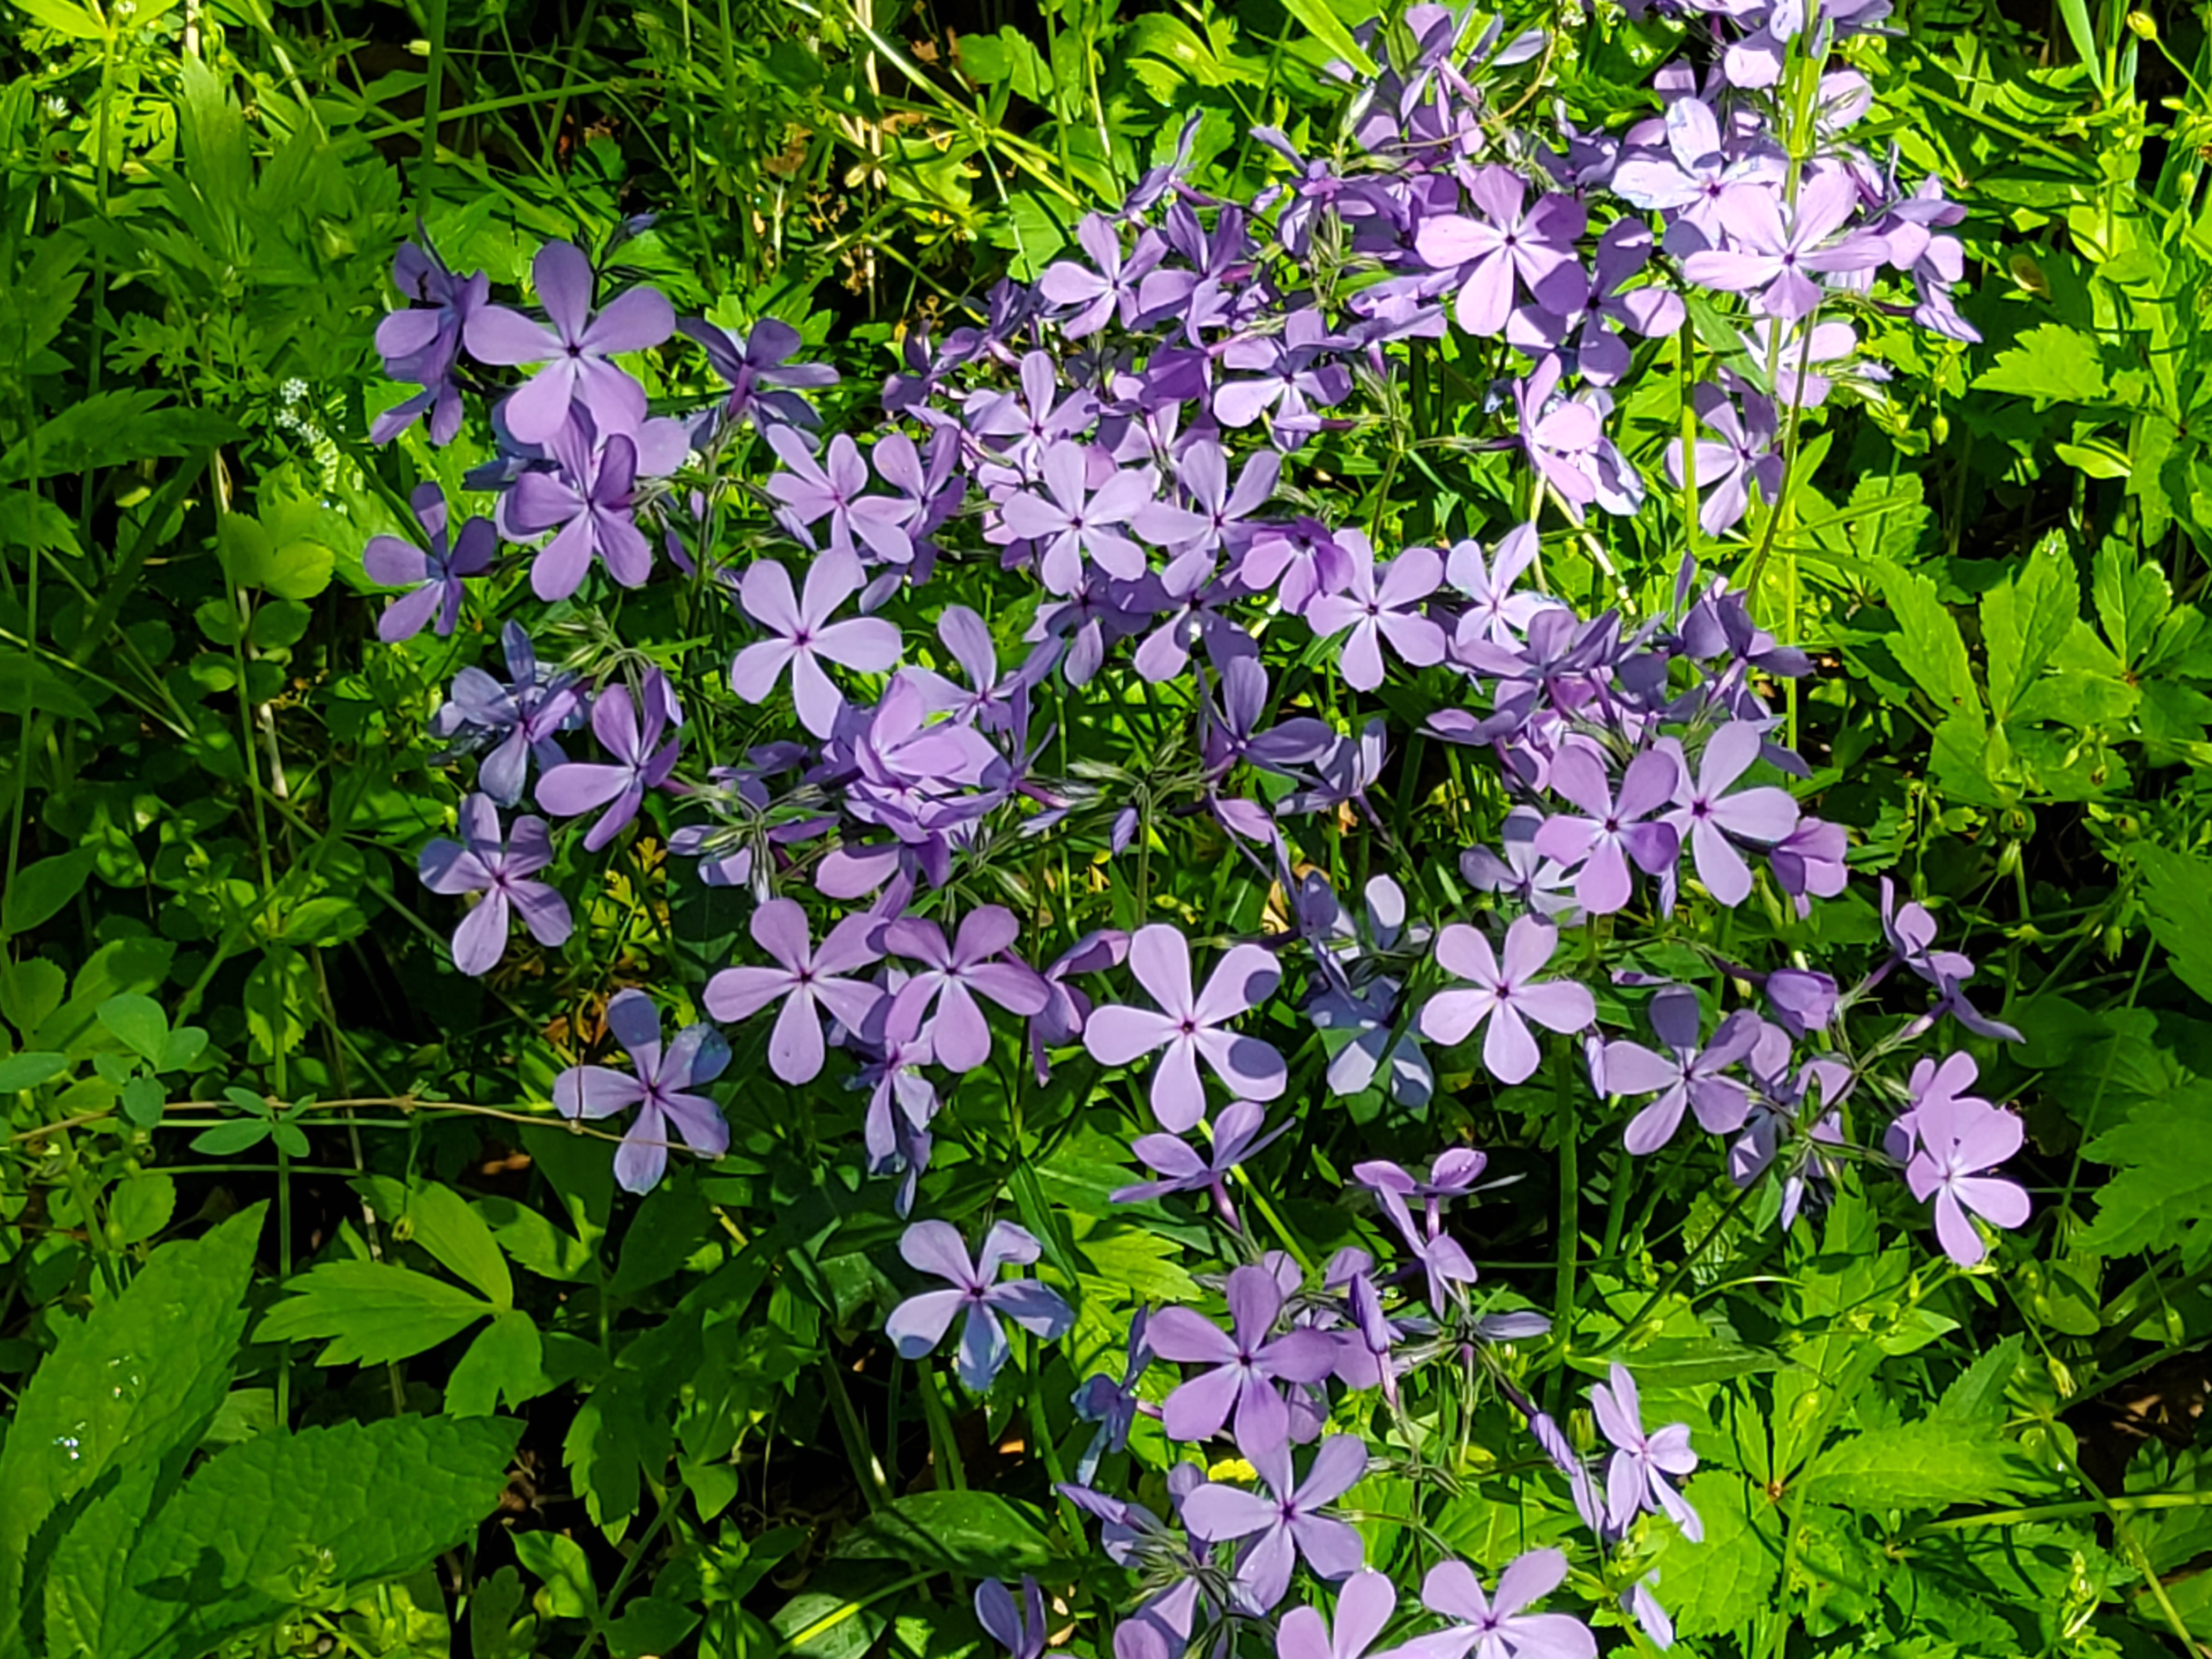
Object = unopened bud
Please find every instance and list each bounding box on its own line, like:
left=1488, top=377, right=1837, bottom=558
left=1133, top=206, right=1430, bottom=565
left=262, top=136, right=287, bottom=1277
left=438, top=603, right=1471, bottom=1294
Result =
left=2126, top=11, right=2156, bottom=40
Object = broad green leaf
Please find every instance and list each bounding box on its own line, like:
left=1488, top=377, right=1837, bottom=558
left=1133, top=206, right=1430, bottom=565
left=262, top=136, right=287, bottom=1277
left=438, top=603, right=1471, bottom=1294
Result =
left=468, top=1565, right=541, bottom=1659
left=0, top=1051, right=66, bottom=1091
left=95, top=993, right=166, bottom=1065
left=216, top=514, right=335, bottom=602
left=255, top=1258, right=494, bottom=1365
left=1974, top=324, right=2106, bottom=408
left=829, top=1492, right=1057, bottom=1575
left=2093, top=537, right=2172, bottom=667
left=1807, top=1421, right=2044, bottom=1508
left=1981, top=532, right=2078, bottom=721
left=512, top=1530, right=598, bottom=1618
left=446, top=1310, right=548, bottom=1418
left=275, top=895, right=368, bottom=946
left=2075, top=1081, right=2212, bottom=1257
left=2135, top=844, right=2212, bottom=1009
left=607, top=1595, right=701, bottom=1659
left=1872, top=559, right=1979, bottom=725
left=42, top=1457, right=168, bottom=1659
left=84, top=1415, right=521, bottom=1659
left=108, top=1174, right=176, bottom=1245
left=1643, top=1471, right=1784, bottom=1638
left=11, top=0, right=107, bottom=40
left=2, top=848, right=98, bottom=937
left=1933, top=1334, right=2025, bottom=1424
left=0, top=648, right=98, bottom=723
left=0, top=391, right=241, bottom=484
left=0, top=956, right=66, bottom=1036
left=357, top=1176, right=513, bottom=1305
left=0, top=1206, right=264, bottom=1640
left=1276, top=0, right=1378, bottom=76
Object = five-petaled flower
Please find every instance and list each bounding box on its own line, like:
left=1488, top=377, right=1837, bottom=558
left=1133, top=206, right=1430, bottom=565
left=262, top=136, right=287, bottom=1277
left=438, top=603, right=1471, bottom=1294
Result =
left=883, top=1220, right=1074, bottom=1392
left=554, top=989, right=730, bottom=1193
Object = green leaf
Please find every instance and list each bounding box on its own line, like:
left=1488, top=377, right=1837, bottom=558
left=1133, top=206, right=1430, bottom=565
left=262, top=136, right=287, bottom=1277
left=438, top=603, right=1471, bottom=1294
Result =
left=1808, top=1421, right=2043, bottom=1508
left=468, top=1565, right=540, bottom=1659
left=216, top=514, right=335, bottom=602
left=1872, top=559, right=1980, bottom=725
left=512, top=1530, right=599, bottom=1619
left=1933, top=1334, right=2026, bottom=1424
left=2075, top=1081, right=2212, bottom=1257
left=608, top=1596, right=701, bottom=1659
left=0, top=1207, right=264, bottom=1640
left=1275, top=0, right=1378, bottom=75
left=445, top=1311, right=548, bottom=1418
left=2093, top=537, right=2172, bottom=668
left=255, top=1258, right=495, bottom=1365
left=2054, top=0, right=2108, bottom=96
left=1974, top=324, right=2107, bottom=408
left=108, top=1175, right=176, bottom=1245
left=95, top=993, right=167, bottom=1065
left=0, top=648, right=98, bottom=724
left=275, top=895, right=368, bottom=946
left=829, top=1492, right=1057, bottom=1575
left=357, top=1177, right=513, bottom=1305
left=11, top=0, right=108, bottom=40
left=2135, top=844, right=2212, bottom=1008
left=0, top=1051, right=66, bottom=1091
left=1981, top=532, right=2079, bottom=721
left=188, top=1118, right=270, bottom=1156
left=2, top=848, right=97, bottom=937
left=1644, top=1471, right=1784, bottom=1638
left=78, top=1415, right=521, bottom=1659
left=0, top=391, right=241, bottom=484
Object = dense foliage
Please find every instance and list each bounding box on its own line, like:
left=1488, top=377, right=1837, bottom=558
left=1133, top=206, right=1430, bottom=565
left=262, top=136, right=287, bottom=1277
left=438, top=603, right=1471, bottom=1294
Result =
left=10, top=1, right=2212, bottom=1657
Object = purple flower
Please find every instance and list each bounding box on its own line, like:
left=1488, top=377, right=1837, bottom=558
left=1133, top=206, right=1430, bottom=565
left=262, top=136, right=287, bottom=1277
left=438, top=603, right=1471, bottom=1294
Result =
left=1680, top=172, right=1887, bottom=321
left=1073, top=1307, right=1154, bottom=1481
left=1512, top=356, right=1641, bottom=521
left=1611, top=97, right=1784, bottom=247
left=1134, top=439, right=1280, bottom=558
left=1040, top=213, right=1165, bottom=337
left=1605, top=988, right=1760, bottom=1154
left=703, top=898, right=886, bottom=1084
left=1905, top=1092, right=2030, bottom=1267
left=1277, top=1571, right=1403, bottom=1659
left=437, top=624, right=584, bottom=809
left=1418, top=917, right=1595, bottom=1086
left=1183, top=1418, right=1368, bottom=1612
left=363, top=483, right=494, bottom=642
left=1371, top=1183, right=1479, bottom=1314
left=1310, top=979, right=1432, bottom=1107
left=1458, top=809, right=1578, bottom=920
left=507, top=422, right=652, bottom=601
left=1592, top=1363, right=1701, bottom=1541
left=886, top=1220, right=1074, bottom=1391
left=553, top=989, right=730, bottom=1193
left=1085, top=924, right=1287, bottom=1132
left=1533, top=745, right=1683, bottom=915
left=976, top=1578, right=1047, bottom=1659
left=765, top=428, right=916, bottom=566
left=1414, top=166, right=1587, bottom=337
left=534, top=670, right=682, bottom=853
left=1446, top=524, right=1557, bottom=651
left=729, top=550, right=903, bottom=738
left=1149, top=1263, right=1340, bottom=1445
left=1769, top=818, right=1850, bottom=915
left=1215, top=310, right=1353, bottom=442
left=1029, top=929, right=1131, bottom=1079
left=371, top=240, right=487, bottom=446
left=1879, top=878, right=2021, bottom=1043
left=464, top=241, right=674, bottom=444
left=679, top=316, right=838, bottom=432
left=1114, top=1098, right=1286, bottom=1219
left=999, top=440, right=1159, bottom=592
left=417, top=795, right=572, bottom=976
left=1305, top=545, right=1448, bottom=692
left=1415, top=1551, right=1594, bottom=1659
left=883, top=906, right=1051, bottom=1073
left=1660, top=723, right=1800, bottom=905
left=1664, top=385, right=1783, bottom=537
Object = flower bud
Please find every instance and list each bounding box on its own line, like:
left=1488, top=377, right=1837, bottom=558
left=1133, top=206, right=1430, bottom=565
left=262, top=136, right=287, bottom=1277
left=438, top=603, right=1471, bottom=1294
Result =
left=2126, top=10, right=2156, bottom=39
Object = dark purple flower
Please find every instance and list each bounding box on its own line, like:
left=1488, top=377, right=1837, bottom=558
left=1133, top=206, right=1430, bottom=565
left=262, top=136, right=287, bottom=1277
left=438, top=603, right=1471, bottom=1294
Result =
left=1879, top=878, right=2022, bottom=1042
left=976, top=1577, right=1047, bottom=1659
left=554, top=989, right=730, bottom=1193
left=1215, top=310, right=1353, bottom=442
left=1665, top=385, right=1783, bottom=537
left=371, top=240, right=488, bottom=447
left=1040, top=213, right=1165, bottom=337
left=765, top=427, right=916, bottom=566
left=1085, top=924, right=1286, bottom=1131
left=364, top=483, right=494, bottom=641
left=884, top=906, right=1051, bottom=1073
left=534, top=670, right=682, bottom=852
left=507, top=420, right=652, bottom=601
left=1149, top=1263, right=1341, bottom=1445
left=703, top=898, right=886, bottom=1084
left=1114, top=1098, right=1286, bottom=1219
left=437, top=624, right=584, bottom=808
left=1073, top=1307, right=1154, bottom=1481
left=418, top=794, right=572, bottom=976
left=679, top=315, right=839, bottom=432
left=1305, top=545, right=1448, bottom=692
left=1593, top=1364, right=1701, bottom=1541
left=729, top=549, right=903, bottom=738
left=884, top=1220, right=1074, bottom=1391
left=464, top=241, right=674, bottom=444
left=1028, top=928, right=1130, bottom=1079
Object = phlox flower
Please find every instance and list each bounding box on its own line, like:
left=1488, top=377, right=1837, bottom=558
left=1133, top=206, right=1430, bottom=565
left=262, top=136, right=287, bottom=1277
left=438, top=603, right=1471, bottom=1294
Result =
left=1085, top=923, right=1287, bottom=1131
left=1680, top=171, right=1887, bottom=322
left=883, top=905, right=1051, bottom=1073
left=1533, top=744, right=1682, bottom=915
left=1415, top=1551, right=1594, bottom=1659
left=1446, top=524, right=1557, bottom=651
left=1591, top=1363, right=1701, bottom=1541
left=534, top=670, right=682, bottom=852
left=1148, top=1261, right=1340, bottom=1445
left=1305, top=545, right=1448, bottom=692
left=1113, top=1098, right=1286, bottom=1219
left=464, top=240, right=674, bottom=444
left=1905, top=1090, right=2030, bottom=1268
left=417, top=794, right=572, bottom=976
left=506, top=419, right=652, bottom=601
left=364, top=482, right=493, bottom=642
left=976, top=1576, right=1047, bottom=1659
left=729, top=549, right=903, bottom=739
left=1413, top=165, right=1587, bottom=337
left=435, top=623, right=582, bottom=808
left=764, top=427, right=916, bottom=566
left=1604, top=987, right=1760, bottom=1154
left=553, top=989, right=730, bottom=1193
left=999, top=439, right=1159, bottom=592
left=1659, top=722, right=1801, bottom=905
left=1664, top=385, right=1783, bottom=538
left=1183, top=1409, right=1367, bottom=1613
left=883, top=1220, right=1074, bottom=1391
left=678, top=315, right=838, bottom=432
left=703, top=898, right=886, bottom=1083
left=371, top=238, right=487, bottom=446
left=1134, top=439, right=1280, bottom=559
left=1277, top=1572, right=1412, bottom=1659
left=1418, top=917, right=1595, bottom=1086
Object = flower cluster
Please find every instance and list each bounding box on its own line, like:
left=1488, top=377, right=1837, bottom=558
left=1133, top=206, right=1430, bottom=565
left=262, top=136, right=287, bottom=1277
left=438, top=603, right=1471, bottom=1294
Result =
left=364, top=0, right=2017, bottom=1647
